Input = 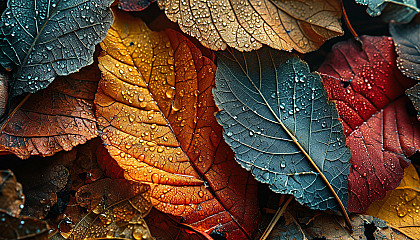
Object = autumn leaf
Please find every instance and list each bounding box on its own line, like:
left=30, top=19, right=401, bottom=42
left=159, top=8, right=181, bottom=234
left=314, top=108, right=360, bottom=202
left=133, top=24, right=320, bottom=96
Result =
left=318, top=36, right=420, bottom=213
left=119, top=0, right=156, bottom=11
left=157, top=0, right=343, bottom=53
left=213, top=47, right=350, bottom=217
left=355, top=0, right=419, bottom=23
left=68, top=178, right=153, bottom=240
left=0, top=0, right=113, bottom=97
left=0, top=170, right=24, bottom=217
left=366, top=164, right=420, bottom=239
left=94, top=10, right=260, bottom=239
left=0, top=61, right=100, bottom=159
left=145, top=208, right=213, bottom=240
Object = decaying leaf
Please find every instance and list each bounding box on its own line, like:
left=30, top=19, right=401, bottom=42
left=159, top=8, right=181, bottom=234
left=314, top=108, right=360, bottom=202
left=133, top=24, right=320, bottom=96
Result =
left=319, top=36, right=420, bottom=213
left=0, top=209, right=49, bottom=240
left=390, top=17, right=420, bottom=81
left=119, top=0, right=156, bottom=11
left=158, top=0, right=343, bottom=53
left=366, top=164, right=420, bottom=239
left=0, top=170, right=24, bottom=216
left=145, top=209, right=213, bottom=240
left=0, top=61, right=100, bottom=159
left=70, top=178, right=152, bottom=240
left=94, top=10, right=260, bottom=239
left=0, top=0, right=113, bottom=96
left=355, top=0, right=419, bottom=23
left=213, top=47, right=350, bottom=214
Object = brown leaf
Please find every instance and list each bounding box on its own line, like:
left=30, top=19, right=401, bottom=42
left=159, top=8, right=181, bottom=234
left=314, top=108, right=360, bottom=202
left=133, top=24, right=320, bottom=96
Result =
left=0, top=61, right=100, bottom=159
left=158, top=0, right=343, bottom=52
left=0, top=170, right=24, bottom=217
left=94, top=9, right=260, bottom=239
left=145, top=209, right=213, bottom=240
left=0, top=209, right=48, bottom=240
left=70, top=178, right=152, bottom=240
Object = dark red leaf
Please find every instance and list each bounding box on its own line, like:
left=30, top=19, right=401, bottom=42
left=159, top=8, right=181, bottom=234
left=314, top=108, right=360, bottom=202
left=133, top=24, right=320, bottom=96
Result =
left=318, top=36, right=420, bottom=213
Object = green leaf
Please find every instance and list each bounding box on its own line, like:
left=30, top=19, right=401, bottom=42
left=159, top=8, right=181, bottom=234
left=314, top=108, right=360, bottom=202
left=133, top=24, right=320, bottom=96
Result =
left=355, top=0, right=419, bottom=23
left=0, top=0, right=113, bottom=96
left=213, top=47, right=350, bottom=213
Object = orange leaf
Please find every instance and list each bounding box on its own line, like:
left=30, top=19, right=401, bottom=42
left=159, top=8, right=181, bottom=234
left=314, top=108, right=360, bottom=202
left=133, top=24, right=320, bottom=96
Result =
left=0, top=62, right=100, bottom=159
left=94, top=10, right=260, bottom=239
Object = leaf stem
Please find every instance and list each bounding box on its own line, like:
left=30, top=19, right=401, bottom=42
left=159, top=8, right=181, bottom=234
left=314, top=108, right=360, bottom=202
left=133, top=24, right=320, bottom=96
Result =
left=259, top=195, right=293, bottom=240
left=341, top=0, right=363, bottom=49
left=0, top=93, right=31, bottom=133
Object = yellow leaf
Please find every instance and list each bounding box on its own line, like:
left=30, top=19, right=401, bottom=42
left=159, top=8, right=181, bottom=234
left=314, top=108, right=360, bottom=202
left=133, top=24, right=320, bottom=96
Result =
left=158, top=0, right=343, bottom=53
left=366, top=164, right=420, bottom=239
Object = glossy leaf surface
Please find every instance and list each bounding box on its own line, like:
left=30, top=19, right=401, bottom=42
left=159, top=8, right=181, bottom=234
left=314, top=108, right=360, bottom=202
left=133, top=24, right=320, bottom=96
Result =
left=158, top=0, right=343, bottom=53
left=213, top=47, right=350, bottom=212
left=0, top=62, right=100, bottom=159
left=319, top=36, right=420, bottom=213
left=366, top=164, right=420, bottom=239
left=355, top=0, right=419, bottom=22
left=0, top=0, right=113, bottom=96
left=94, top=10, right=259, bottom=239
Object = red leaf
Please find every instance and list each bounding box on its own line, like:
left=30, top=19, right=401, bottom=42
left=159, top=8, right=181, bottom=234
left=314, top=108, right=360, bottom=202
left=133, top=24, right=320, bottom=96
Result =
left=318, top=36, right=420, bottom=213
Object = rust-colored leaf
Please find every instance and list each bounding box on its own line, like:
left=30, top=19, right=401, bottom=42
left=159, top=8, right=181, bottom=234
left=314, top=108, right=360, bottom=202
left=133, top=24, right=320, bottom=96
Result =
left=145, top=208, right=213, bottom=240
left=319, top=36, right=420, bottom=213
left=0, top=170, right=24, bottom=217
left=0, top=61, right=100, bottom=159
left=158, top=0, right=343, bottom=53
left=94, top=10, right=260, bottom=239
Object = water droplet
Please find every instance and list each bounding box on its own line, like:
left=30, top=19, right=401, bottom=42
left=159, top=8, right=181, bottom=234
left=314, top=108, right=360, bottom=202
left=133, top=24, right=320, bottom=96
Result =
left=226, top=132, right=233, bottom=137
left=151, top=173, right=159, bottom=183
left=198, top=190, right=204, bottom=198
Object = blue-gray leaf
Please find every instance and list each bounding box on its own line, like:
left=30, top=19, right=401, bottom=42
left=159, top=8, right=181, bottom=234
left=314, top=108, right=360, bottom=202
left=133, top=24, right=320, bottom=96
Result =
left=213, top=47, right=350, bottom=212
left=355, top=0, right=419, bottom=23
left=0, top=0, right=114, bottom=96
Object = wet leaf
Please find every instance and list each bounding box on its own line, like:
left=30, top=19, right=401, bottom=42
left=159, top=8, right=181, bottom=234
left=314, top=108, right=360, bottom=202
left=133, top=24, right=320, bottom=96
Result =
left=0, top=61, right=100, bottom=159
left=0, top=170, right=24, bottom=216
left=406, top=84, right=420, bottom=120
left=0, top=0, right=113, bottom=96
left=158, top=0, right=343, bottom=53
left=366, top=164, right=420, bottom=239
left=0, top=209, right=48, bottom=240
left=70, top=178, right=152, bottom=240
left=94, top=10, right=260, bottom=239
left=390, top=17, right=420, bottom=81
left=119, top=0, right=156, bottom=11
left=355, top=0, right=419, bottom=23
left=319, top=36, right=420, bottom=213
left=145, top=209, right=213, bottom=240
left=213, top=47, right=350, bottom=212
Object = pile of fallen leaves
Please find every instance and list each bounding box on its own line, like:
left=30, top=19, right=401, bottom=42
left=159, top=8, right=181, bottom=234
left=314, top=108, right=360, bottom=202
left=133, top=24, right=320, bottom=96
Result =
left=0, top=0, right=420, bottom=239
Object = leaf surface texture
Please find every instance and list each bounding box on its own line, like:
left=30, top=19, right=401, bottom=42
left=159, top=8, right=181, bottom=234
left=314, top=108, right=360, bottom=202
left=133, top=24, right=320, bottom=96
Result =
left=0, top=63, right=100, bottom=159
left=213, top=47, right=350, bottom=212
left=319, top=36, right=420, bottom=213
left=0, top=0, right=113, bottom=96
left=94, top=10, right=259, bottom=239
left=158, top=0, right=343, bottom=53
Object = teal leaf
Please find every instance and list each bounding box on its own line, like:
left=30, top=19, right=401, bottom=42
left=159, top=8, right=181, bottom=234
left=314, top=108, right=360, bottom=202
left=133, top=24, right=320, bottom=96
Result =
left=355, top=0, right=419, bottom=23
left=213, top=47, right=350, bottom=212
left=0, top=0, right=114, bottom=96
